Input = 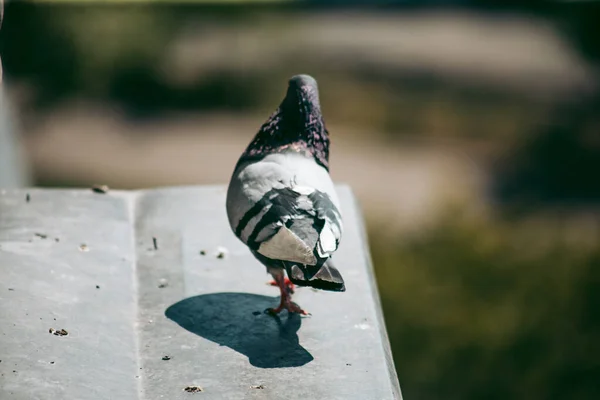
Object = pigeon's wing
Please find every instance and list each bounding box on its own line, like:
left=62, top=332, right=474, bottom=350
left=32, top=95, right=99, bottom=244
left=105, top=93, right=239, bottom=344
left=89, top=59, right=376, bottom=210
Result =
left=234, top=186, right=342, bottom=267
left=236, top=185, right=345, bottom=292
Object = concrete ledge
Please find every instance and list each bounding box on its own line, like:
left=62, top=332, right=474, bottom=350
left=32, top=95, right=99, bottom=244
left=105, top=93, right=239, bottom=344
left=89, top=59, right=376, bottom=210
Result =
left=0, top=185, right=402, bottom=399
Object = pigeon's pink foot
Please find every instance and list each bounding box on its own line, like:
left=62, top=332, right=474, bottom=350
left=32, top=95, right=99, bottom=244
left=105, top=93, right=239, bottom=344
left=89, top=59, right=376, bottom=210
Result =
left=267, top=275, right=308, bottom=315
left=268, top=277, right=295, bottom=294
left=266, top=299, right=309, bottom=316
left=285, top=301, right=310, bottom=315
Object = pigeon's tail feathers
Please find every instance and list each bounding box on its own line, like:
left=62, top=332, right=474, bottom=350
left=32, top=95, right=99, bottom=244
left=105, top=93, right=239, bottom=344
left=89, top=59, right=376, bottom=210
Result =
left=285, top=259, right=345, bottom=292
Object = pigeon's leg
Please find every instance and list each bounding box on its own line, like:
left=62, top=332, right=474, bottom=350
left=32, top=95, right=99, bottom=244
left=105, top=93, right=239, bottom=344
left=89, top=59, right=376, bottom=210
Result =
left=267, top=272, right=290, bottom=314
left=267, top=269, right=308, bottom=315
left=267, top=277, right=295, bottom=294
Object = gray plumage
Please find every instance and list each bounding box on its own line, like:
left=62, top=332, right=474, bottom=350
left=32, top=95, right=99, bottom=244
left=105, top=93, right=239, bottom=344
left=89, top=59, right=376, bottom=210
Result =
left=226, top=75, right=345, bottom=301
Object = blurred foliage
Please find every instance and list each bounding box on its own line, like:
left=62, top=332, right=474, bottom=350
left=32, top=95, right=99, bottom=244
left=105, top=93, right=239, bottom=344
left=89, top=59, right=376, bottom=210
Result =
left=0, top=2, right=584, bottom=139
left=370, top=209, right=600, bottom=400
left=493, top=94, right=600, bottom=209
left=555, top=1, right=600, bottom=63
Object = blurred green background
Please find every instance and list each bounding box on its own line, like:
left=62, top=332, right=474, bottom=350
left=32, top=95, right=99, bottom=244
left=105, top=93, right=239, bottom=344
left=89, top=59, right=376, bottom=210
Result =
left=2, top=1, right=600, bottom=399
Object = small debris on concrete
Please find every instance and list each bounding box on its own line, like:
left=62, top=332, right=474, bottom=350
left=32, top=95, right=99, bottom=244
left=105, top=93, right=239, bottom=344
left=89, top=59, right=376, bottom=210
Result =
left=346, top=363, right=352, bottom=366
left=184, top=386, right=203, bottom=393
left=26, top=193, right=30, bottom=202
left=251, top=385, right=265, bottom=389
left=8, top=288, right=14, bottom=291
left=35, top=233, right=47, bottom=239
left=162, top=355, right=171, bottom=361
left=50, top=361, right=55, bottom=364
left=152, top=237, right=158, bottom=250
left=79, top=244, right=89, bottom=252
left=158, top=279, right=168, bottom=289
left=55, top=238, right=60, bottom=242
left=215, top=246, right=228, bottom=259
left=199, top=250, right=206, bottom=256
left=91, top=184, right=109, bottom=194
left=49, top=328, right=68, bottom=336
left=95, top=285, right=100, bottom=289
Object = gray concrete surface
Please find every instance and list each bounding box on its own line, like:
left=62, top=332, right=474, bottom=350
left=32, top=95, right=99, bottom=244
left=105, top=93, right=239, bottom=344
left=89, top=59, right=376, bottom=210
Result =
left=0, top=185, right=401, bottom=399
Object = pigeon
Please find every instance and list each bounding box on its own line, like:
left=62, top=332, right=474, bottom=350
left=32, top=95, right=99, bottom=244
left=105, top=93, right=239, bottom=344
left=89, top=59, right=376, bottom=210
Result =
left=226, top=74, right=345, bottom=315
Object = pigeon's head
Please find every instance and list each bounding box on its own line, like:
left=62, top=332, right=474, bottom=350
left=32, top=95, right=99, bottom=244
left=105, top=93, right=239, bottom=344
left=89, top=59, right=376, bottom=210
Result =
left=289, top=74, right=317, bottom=87
left=238, top=74, right=330, bottom=171
left=282, top=74, right=321, bottom=114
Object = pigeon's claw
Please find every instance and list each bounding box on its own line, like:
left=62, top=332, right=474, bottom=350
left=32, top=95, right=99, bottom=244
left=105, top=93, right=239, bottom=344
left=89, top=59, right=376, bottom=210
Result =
left=266, top=299, right=309, bottom=316
left=266, top=273, right=308, bottom=315
left=267, top=277, right=295, bottom=294
left=286, top=301, right=310, bottom=315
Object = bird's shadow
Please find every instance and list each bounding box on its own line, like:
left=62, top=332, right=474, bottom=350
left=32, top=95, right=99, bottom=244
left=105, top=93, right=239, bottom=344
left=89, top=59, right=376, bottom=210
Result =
left=164, top=292, right=313, bottom=368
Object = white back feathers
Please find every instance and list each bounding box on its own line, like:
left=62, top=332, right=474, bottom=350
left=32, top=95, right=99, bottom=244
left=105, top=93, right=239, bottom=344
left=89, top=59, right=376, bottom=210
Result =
left=258, top=225, right=317, bottom=265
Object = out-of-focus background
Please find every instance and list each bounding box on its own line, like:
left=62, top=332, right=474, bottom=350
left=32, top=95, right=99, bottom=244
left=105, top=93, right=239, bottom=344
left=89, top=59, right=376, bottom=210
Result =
left=1, top=1, right=600, bottom=398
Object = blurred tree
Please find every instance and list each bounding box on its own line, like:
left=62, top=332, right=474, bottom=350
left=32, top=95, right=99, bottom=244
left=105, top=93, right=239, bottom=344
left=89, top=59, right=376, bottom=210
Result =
left=371, top=211, right=600, bottom=400
left=492, top=94, right=600, bottom=209
left=0, top=3, right=80, bottom=107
